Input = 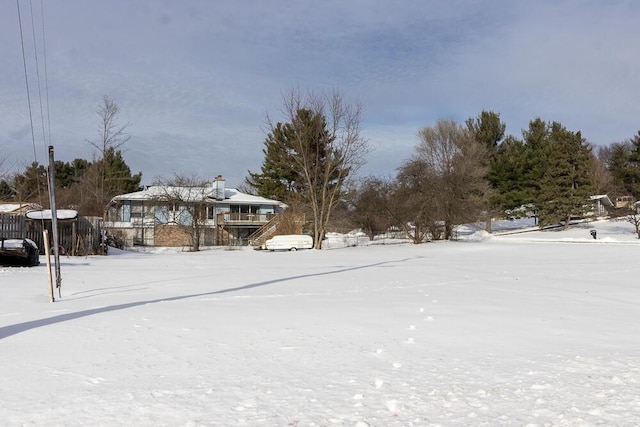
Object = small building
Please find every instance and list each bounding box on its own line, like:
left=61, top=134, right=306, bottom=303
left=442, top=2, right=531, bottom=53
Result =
left=590, top=195, right=614, bottom=216
left=103, top=177, right=287, bottom=247
left=615, top=195, right=635, bottom=209
left=0, top=204, right=104, bottom=255
left=0, top=203, right=42, bottom=215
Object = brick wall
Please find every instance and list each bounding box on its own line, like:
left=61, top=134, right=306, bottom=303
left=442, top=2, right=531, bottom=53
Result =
left=154, top=225, right=192, bottom=247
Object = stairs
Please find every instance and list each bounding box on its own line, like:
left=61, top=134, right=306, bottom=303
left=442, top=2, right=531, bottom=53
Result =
left=248, top=215, right=282, bottom=248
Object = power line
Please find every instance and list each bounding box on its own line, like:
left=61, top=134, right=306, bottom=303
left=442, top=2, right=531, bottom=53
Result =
left=16, top=0, right=39, bottom=166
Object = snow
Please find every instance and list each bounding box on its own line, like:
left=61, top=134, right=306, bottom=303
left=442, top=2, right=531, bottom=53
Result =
left=111, top=186, right=285, bottom=207
left=0, top=238, right=38, bottom=251
left=1, top=219, right=640, bottom=426
left=25, top=209, right=78, bottom=221
left=0, top=239, right=26, bottom=250
left=0, top=204, right=23, bottom=213
left=0, top=203, right=41, bottom=214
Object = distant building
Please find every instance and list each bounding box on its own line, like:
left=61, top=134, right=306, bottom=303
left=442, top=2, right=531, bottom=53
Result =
left=103, top=176, right=287, bottom=247
left=590, top=195, right=614, bottom=216
left=615, top=195, right=634, bottom=209
left=0, top=203, right=42, bottom=215
left=0, top=204, right=103, bottom=255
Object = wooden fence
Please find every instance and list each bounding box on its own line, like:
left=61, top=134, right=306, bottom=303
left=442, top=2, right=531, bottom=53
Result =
left=0, top=214, right=104, bottom=255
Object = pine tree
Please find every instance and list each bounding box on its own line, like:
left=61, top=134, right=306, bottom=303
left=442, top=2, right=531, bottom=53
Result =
left=103, top=148, right=142, bottom=195
left=625, top=131, right=640, bottom=198
left=247, top=89, right=367, bottom=248
left=245, top=122, right=303, bottom=201
left=607, top=142, right=631, bottom=193
left=536, top=123, right=595, bottom=227
left=489, top=135, right=529, bottom=211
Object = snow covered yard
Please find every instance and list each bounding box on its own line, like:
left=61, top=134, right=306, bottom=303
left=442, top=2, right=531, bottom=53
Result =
left=1, top=220, right=640, bottom=426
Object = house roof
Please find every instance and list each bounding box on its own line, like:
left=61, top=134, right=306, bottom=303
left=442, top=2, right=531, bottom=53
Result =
left=110, top=186, right=286, bottom=207
left=26, top=209, right=79, bottom=220
left=0, top=203, right=42, bottom=214
left=590, top=195, right=614, bottom=207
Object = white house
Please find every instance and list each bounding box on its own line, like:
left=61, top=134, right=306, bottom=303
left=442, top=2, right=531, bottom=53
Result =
left=103, top=177, right=286, bottom=247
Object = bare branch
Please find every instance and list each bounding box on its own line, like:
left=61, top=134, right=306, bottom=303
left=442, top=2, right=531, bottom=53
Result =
left=87, top=95, right=131, bottom=154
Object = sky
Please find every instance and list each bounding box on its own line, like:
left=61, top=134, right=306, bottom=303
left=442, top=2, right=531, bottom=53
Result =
left=2, top=219, right=640, bottom=424
left=2, top=1, right=640, bottom=188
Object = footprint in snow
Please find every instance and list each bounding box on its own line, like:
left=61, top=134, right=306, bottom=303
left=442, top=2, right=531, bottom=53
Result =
left=386, top=399, right=398, bottom=412
left=84, top=376, right=105, bottom=385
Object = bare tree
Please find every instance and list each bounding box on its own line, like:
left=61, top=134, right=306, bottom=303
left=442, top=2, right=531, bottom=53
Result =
left=274, top=89, right=369, bottom=248
left=348, top=177, right=394, bottom=239
left=391, top=159, right=443, bottom=243
left=619, top=203, right=640, bottom=239
left=627, top=212, right=640, bottom=238
left=414, top=119, right=489, bottom=239
left=85, top=95, right=132, bottom=212
left=88, top=95, right=131, bottom=154
left=0, top=157, right=15, bottom=201
left=0, top=155, right=6, bottom=179
left=590, top=151, right=615, bottom=196
left=152, top=175, right=212, bottom=251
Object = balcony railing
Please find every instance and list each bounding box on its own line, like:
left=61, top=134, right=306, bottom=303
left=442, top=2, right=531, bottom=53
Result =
left=220, top=212, right=276, bottom=224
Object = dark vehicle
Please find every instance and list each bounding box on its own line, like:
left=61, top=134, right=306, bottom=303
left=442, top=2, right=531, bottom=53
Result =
left=0, top=238, right=40, bottom=267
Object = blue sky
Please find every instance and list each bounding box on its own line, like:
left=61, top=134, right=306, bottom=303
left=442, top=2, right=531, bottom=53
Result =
left=2, top=1, right=640, bottom=187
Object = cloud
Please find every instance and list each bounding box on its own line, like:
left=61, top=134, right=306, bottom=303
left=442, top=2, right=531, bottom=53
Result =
left=2, top=0, right=640, bottom=187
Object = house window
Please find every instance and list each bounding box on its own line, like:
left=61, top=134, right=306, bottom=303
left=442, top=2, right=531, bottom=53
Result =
left=177, top=206, right=193, bottom=226
left=121, top=202, right=131, bottom=222
left=154, top=203, right=194, bottom=225
left=131, top=201, right=144, bottom=219
left=155, top=204, right=169, bottom=224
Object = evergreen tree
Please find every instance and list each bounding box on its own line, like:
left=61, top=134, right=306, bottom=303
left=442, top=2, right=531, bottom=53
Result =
left=247, top=90, right=367, bottom=248
left=245, top=121, right=303, bottom=201
left=466, top=110, right=506, bottom=153
left=625, top=131, right=640, bottom=198
left=605, top=142, right=631, bottom=194
left=489, top=135, right=529, bottom=211
left=536, top=123, right=595, bottom=227
left=466, top=110, right=506, bottom=230
left=0, top=179, right=15, bottom=200
left=246, top=109, right=335, bottom=203
left=13, top=162, right=48, bottom=202
left=103, top=148, right=142, bottom=195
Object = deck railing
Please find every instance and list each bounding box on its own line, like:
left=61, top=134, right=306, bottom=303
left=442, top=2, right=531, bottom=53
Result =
left=220, top=212, right=276, bottom=224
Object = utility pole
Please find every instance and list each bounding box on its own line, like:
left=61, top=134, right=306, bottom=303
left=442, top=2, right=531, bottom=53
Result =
left=48, top=146, right=62, bottom=297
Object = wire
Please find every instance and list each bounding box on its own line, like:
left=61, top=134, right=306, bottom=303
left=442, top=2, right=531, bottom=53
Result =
left=16, top=0, right=49, bottom=253
left=28, top=0, right=48, bottom=155
left=40, top=0, right=53, bottom=149
left=16, top=0, right=38, bottom=167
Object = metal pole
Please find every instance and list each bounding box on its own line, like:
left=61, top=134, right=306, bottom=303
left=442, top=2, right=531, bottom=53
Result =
left=48, top=145, right=62, bottom=296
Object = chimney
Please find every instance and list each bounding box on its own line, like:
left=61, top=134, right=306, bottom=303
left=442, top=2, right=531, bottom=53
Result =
left=214, top=175, right=226, bottom=201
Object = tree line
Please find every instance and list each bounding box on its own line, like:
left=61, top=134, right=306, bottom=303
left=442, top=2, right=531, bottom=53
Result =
left=0, top=96, right=142, bottom=216
left=246, top=91, right=640, bottom=245
left=3, top=90, right=640, bottom=244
